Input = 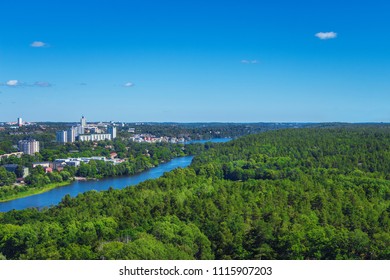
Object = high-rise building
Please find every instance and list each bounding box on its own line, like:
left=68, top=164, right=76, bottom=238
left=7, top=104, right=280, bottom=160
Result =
left=108, top=126, right=117, bottom=139
left=56, top=131, right=68, bottom=144
left=18, top=140, right=40, bottom=155
left=67, top=127, right=76, bottom=143
left=17, top=117, right=23, bottom=127
left=81, top=115, right=86, bottom=127
left=77, top=125, right=85, bottom=135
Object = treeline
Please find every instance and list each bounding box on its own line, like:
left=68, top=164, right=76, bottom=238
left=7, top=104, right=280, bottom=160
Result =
left=0, top=122, right=310, bottom=155
left=1, top=125, right=390, bottom=259
left=26, top=140, right=188, bottom=163
left=122, top=122, right=311, bottom=140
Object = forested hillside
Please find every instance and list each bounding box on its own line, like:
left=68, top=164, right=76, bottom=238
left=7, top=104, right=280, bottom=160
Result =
left=1, top=126, right=390, bottom=260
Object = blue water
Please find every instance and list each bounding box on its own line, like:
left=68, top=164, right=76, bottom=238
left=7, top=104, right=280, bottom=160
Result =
left=0, top=138, right=232, bottom=212
left=186, top=137, right=232, bottom=144
left=0, top=156, right=193, bottom=212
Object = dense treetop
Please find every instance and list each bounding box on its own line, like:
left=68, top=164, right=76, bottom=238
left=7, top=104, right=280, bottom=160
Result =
left=1, top=125, right=390, bottom=259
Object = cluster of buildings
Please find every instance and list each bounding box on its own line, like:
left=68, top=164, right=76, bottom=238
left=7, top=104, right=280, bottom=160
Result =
left=130, top=134, right=186, bottom=144
left=1, top=117, right=35, bottom=128
left=1, top=146, right=31, bottom=182
left=1, top=155, right=124, bottom=184
left=0, top=116, right=123, bottom=185
left=0, top=148, right=39, bottom=183
left=33, top=155, right=125, bottom=172
left=0, top=141, right=39, bottom=182
left=56, top=116, right=117, bottom=144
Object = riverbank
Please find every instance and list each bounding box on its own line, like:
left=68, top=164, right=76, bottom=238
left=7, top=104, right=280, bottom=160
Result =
left=0, top=175, right=120, bottom=203
left=0, top=160, right=175, bottom=204
left=0, top=156, right=194, bottom=212
left=73, top=176, right=100, bottom=181
left=0, top=181, right=71, bottom=203
left=0, top=138, right=232, bottom=211
left=0, top=165, right=159, bottom=203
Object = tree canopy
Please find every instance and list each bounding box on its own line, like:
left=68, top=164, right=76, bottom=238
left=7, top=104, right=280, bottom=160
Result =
left=1, top=125, right=390, bottom=260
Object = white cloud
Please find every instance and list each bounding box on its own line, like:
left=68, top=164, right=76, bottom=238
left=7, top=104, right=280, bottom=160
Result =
left=6, top=80, right=19, bottom=86
left=123, top=82, right=134, bottom=87
left=2, top=80, right=53, bottom=87
left=30, top=41, right=47, bottom=47
left=315, top=32, right=337, bottom=40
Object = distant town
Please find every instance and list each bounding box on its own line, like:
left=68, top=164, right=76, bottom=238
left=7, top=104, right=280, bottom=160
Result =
left=0, top=116, right=190, bottom=148
left=0, top=115, right=195, bottom=183
left=56, top=116, right=117, bottom=143
left=0, top=117, right=310, bottom=187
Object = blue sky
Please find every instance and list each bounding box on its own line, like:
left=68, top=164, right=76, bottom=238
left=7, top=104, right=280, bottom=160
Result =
left=0, top=0, right=389, bottom=122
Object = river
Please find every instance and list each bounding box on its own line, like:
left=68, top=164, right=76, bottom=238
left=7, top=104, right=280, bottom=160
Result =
left=0, top=156, right=193, bottom=212
left=186, top=137, right=232, bottom=144
left=0, top=138, right=232, bottom=212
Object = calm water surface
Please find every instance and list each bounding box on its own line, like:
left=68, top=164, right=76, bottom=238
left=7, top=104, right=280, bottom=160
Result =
left=0, top=156, right=193, bottom=212
left=0, top=138, right=232, bottom=212
left=186, top=137, right=232, bottom=144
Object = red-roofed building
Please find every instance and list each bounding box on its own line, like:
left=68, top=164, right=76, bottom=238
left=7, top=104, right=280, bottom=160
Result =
left=44, top=167, right=53, bottom=173
left=110, top=152, right=118, bottom=159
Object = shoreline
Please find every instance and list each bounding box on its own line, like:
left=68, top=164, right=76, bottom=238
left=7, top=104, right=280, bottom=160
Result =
left=73, top=176, right=99, bottom=181
left=0, top=156, right=194, bottom=209
left=0, top=175, right=124, bottom=203
left=0, top=181, right=72, bottom=203
left=0, top=139, right=229, bottom=204
left=0, top=167, right=160, bottom=203
left=0, top=169, right=159, bottom=203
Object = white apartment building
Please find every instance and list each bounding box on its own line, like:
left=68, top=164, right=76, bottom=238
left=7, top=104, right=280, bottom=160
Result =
left=67, top=127, right=76, bottom=143
left=18, top=139, right=40, bottom=155
left=78, top=133, right=112, bottom=141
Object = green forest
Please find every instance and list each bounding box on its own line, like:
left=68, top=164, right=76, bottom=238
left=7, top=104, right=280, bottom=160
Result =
left=0, top=125, right=389, bottom=260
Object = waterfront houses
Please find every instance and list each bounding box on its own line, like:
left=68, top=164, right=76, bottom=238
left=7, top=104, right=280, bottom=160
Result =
left=37, top=156, right=125, bottom=171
